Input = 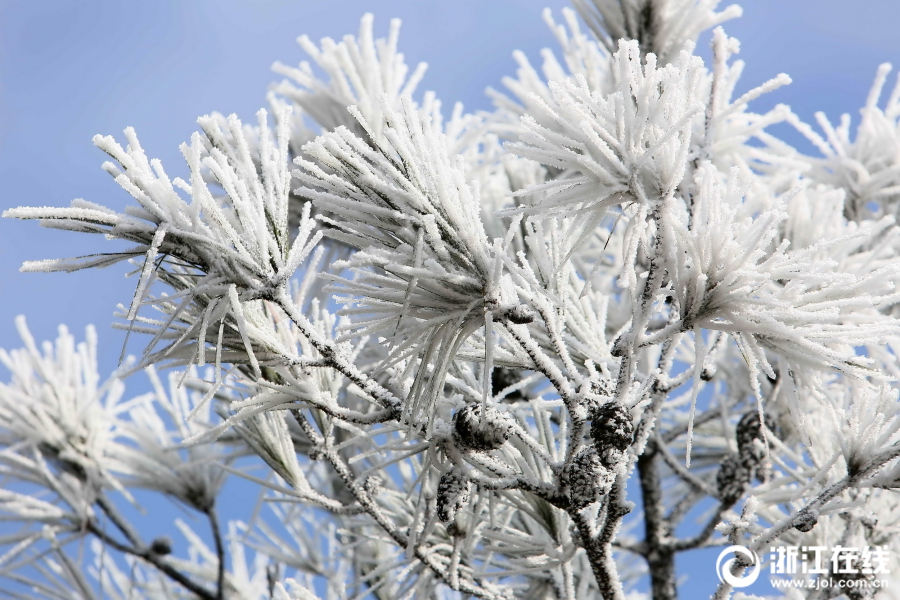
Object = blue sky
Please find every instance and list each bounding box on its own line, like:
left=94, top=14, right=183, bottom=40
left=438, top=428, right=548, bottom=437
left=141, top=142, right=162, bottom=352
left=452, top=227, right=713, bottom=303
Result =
left=1, top=0, right=899, bottom=597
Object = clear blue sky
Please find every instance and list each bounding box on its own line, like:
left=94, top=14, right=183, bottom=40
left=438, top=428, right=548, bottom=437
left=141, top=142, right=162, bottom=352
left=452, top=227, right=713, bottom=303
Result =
left=0, top=1, right=898, bottom=597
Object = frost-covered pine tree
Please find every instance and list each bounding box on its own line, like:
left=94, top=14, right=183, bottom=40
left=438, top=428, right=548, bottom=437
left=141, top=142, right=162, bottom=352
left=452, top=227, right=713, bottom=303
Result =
left=5, top=1, right=900, bottom=599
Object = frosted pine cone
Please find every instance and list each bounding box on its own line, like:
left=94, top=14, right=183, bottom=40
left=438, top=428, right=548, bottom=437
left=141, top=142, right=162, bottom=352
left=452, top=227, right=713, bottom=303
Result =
left=453, top=404, right=513, bottom=451
left=736, top=410, right=777, bottom=482
left=792, top=509, right=818, bottom=533
left=590, top=402, right=634, bottom=452
left=716, top=454, right=751, bottom=506
left=437, top=469, right=472, bottom=523
left=502, top=304, right=535, bottom=324
left=566, top=449, right=615, bottom=509
left=446, top=520, right=467, bottom=538
left=583, top=378, right=615, bottom=414
left=598, top=446, right=625, bottom=470
left=735, top=410, right=776, bottom=456
left=150, top=537, right=173, bottom=556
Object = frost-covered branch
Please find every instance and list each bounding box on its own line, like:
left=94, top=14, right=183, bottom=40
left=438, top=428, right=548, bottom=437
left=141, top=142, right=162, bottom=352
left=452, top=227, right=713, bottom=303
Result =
left=7, top=3, right=900, bottom=600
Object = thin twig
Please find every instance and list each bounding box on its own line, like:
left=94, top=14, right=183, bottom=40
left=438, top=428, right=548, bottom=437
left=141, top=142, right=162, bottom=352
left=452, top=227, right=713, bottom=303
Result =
left=87, top=521, right=217, bottom=600
left=207, top=507, right=225, bottom=600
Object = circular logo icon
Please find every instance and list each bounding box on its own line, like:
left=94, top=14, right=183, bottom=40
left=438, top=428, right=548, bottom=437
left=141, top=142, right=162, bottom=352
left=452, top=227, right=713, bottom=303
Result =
left=716, top=545, right=761, bottom=588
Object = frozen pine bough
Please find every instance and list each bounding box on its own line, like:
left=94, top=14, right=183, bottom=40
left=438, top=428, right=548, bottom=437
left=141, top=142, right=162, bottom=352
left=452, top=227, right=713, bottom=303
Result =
left=6, top=1, right=900, bottom=599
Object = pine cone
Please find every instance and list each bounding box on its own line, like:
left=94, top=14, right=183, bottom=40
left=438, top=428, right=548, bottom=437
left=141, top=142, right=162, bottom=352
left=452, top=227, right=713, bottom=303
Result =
left=453, top=404, right=513, bottom=451
left=735, top=410, right=776, bottom=456
left=437, top=469, right=472, bottom=523
left=150, top=536, right=173, bottom=556
left=735, top=410, right=777, bottom=483
left=503, top=304, right=535, bottom=324
left=590, top=402, right=634, bottom=452
left=446, top=520, right=467, bottom=538
left=566, top=449, right=615, bottom=509
left=792, top=509, right=818, bottom=533
left=598, top=446, right=625, bottom=470
left=716, top=453, right=751, bottom=506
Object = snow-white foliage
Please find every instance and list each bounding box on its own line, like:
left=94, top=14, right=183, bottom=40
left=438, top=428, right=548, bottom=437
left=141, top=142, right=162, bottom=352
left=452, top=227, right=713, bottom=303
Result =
left=572, top=0, right=742, bottom=64
left=0, top=318, right=124, bottom=534
left=488, top=7, right=614, bottom=131
left=507, top=41, right=704, bottom=238
left=273, top=13, right=427, bottom=143
left=789, top=63, right=900, bottom=222
left=6, top=3, right=900, bottom=600
left=294, top=97, right=525, bottom=424
left=662, top=164, right=899, bottom=385
left=112, top=366, right=228, bottom=512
